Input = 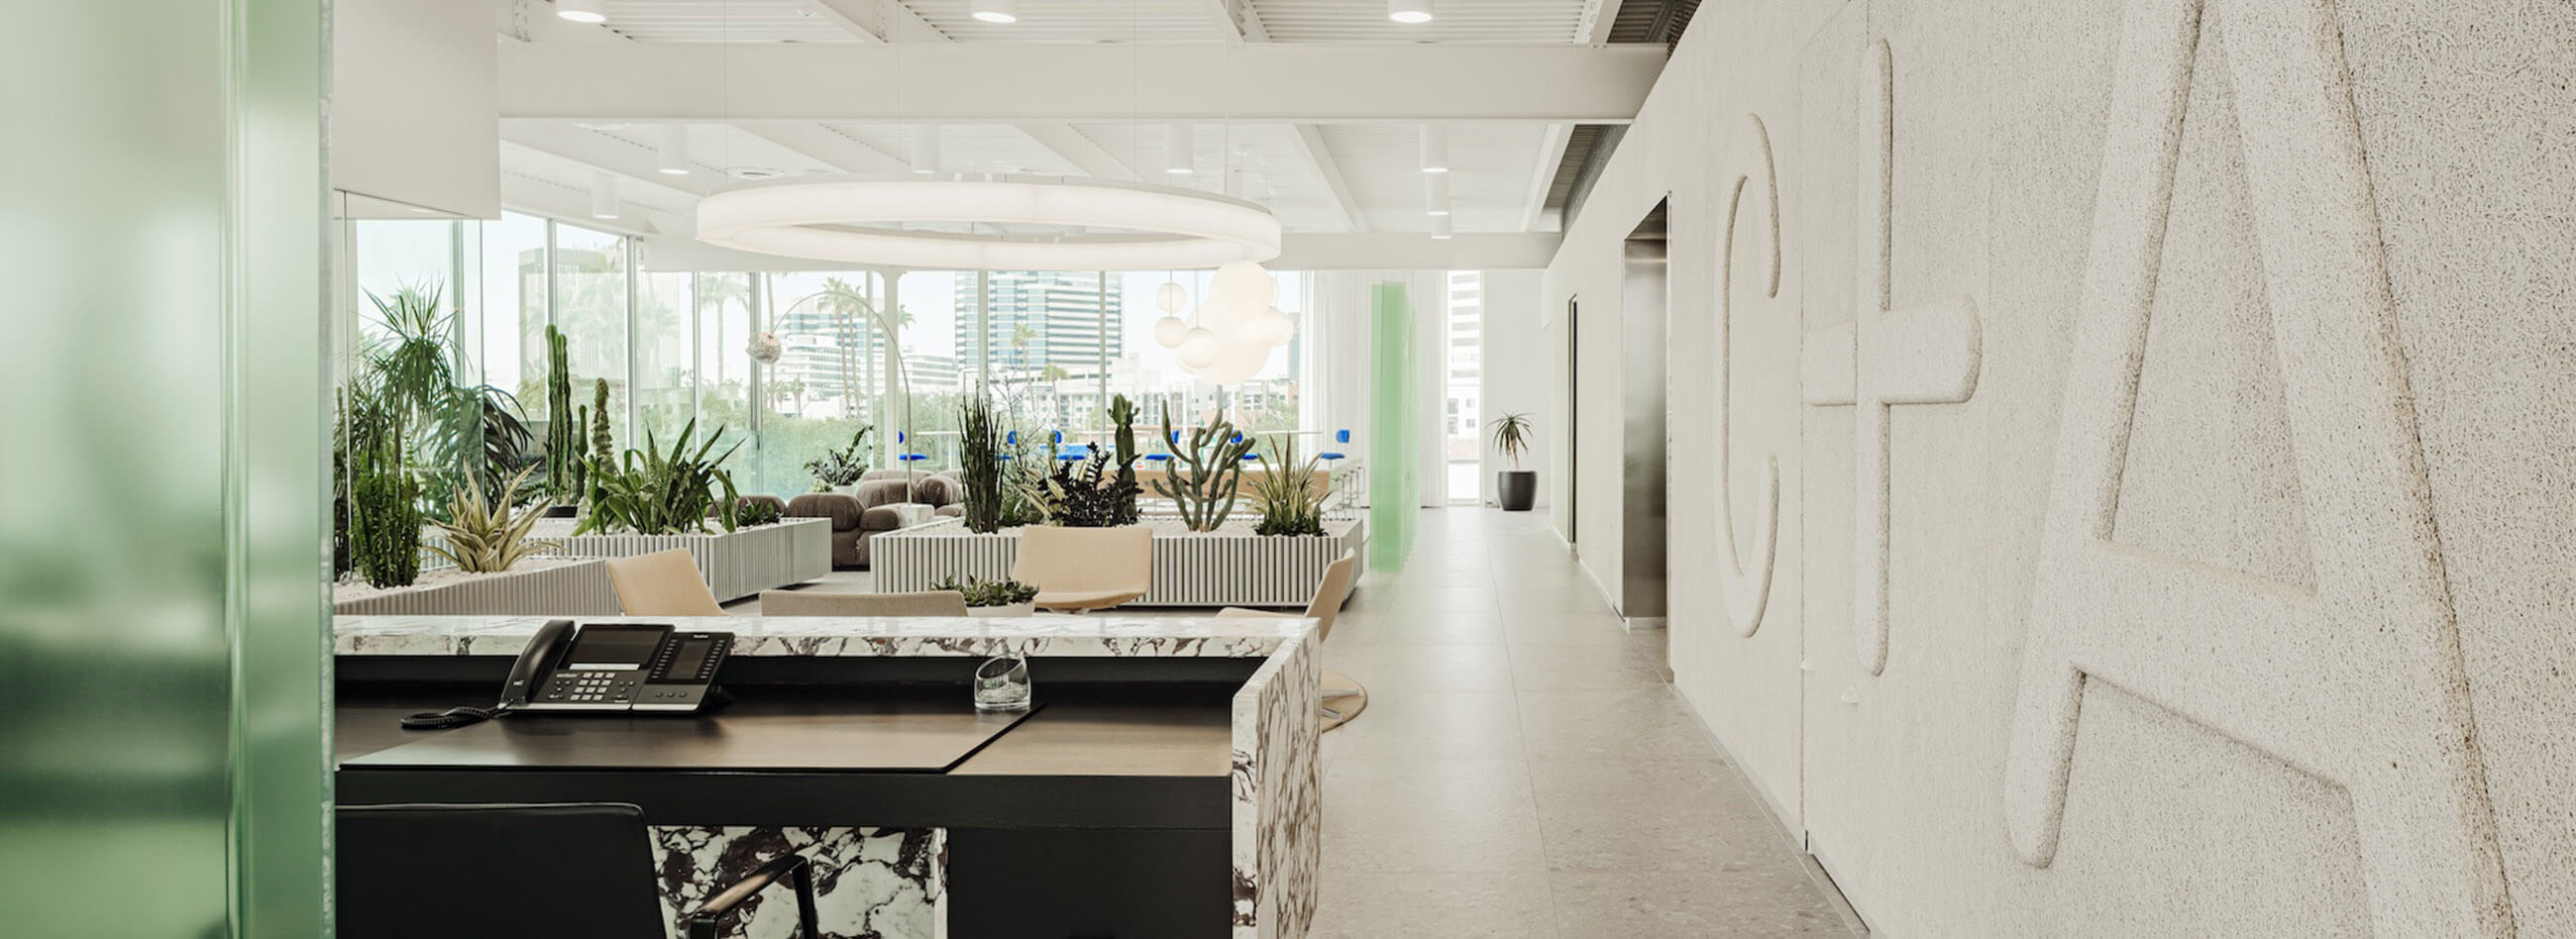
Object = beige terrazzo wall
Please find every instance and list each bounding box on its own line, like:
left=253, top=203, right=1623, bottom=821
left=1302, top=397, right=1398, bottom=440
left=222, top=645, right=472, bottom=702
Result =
left=1545, top=0, right=2574, bottom=933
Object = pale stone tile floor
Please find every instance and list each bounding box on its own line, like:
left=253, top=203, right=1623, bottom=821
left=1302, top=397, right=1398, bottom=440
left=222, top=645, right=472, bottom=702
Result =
left=741, top=508, right=1863, bottom=937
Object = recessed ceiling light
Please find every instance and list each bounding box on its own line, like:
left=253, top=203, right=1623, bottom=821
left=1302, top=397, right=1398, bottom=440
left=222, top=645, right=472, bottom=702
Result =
left=728, top=166, right=786, bottom=180
left=556, top=0, right=605, bottom=25
left=1388, top=0, right=1434, bottom=24
left=971, top=0, right=1019, bottom=24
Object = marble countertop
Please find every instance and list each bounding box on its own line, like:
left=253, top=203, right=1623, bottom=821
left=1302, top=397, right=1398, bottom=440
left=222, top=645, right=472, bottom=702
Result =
left=334, top=614, right=1316, bottom=659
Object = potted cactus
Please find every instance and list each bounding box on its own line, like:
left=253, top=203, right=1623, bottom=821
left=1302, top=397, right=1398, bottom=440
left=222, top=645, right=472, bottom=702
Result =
left=1489, top=412, right=1538, bottom=512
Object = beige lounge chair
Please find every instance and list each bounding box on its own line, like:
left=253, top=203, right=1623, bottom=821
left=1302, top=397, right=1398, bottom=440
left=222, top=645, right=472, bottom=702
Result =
left=1219, top=550, right=1364, bottom=729
left=1011, top=525, right=1153, bottom=612
left=757, top=589, right=970, bottom=617
left=602, top=549, right=726, bottom=616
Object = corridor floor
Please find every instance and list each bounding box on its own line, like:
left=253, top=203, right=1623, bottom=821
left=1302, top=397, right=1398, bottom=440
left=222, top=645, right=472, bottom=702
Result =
left=1312, top=508, right=1858, bottom=937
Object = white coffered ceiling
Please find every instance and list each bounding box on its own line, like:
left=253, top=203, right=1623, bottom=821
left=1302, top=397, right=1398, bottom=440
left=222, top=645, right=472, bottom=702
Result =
left=494, top=0, right=1664, bottom=251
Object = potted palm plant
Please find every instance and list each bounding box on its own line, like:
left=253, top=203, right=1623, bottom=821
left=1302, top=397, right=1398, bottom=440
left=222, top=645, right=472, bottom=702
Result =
left=1489, top=412, right=1538, bottom=512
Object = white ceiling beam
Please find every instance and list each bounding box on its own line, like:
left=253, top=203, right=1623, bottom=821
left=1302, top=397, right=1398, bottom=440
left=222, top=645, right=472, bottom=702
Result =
left=733, top=122, right=912, bottom=174
left=800, top=0, right=1138, bottom=183
left=1010, top=123, right=1138, bottom=180
left=1519, top=123, right=1573, bottom=233
left=1290, top=125, right=1368, bottom=234
left=1517, top=0, right=1628, bottom=233
left=499, top=44, right=1665, bottom=124
left=499, top=122, right=718, bottom=202
left=1576, top=0, right=1628, bottom=45
left=1278, top=233, right=1561, bottom=269
left=1200, top=0, right=1249, bottom=43
left=1207, top=2, right=1363, bottom=233
left=499, top=172, right=669, bottom=237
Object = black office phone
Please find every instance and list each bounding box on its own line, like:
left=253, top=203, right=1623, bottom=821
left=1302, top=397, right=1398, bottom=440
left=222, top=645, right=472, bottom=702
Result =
left=404, top=620, right=732, bottom=729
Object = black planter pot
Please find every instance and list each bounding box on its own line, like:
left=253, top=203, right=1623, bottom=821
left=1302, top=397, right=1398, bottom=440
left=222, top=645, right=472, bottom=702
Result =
left=1496, top=470, right=1538, bottom=512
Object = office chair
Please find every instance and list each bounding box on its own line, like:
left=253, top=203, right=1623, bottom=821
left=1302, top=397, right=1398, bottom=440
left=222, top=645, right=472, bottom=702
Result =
left=338, top=802, right=817, bottom=939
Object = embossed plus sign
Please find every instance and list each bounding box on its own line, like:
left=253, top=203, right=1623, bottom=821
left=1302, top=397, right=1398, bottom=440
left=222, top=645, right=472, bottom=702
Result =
left=2003, top=0, right=2512, bottom=934
left=1800, top=38, right=1983, bottom=677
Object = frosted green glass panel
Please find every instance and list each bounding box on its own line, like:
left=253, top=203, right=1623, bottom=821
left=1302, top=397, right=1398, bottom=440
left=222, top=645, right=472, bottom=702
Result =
left=1368, top=282, right=1418, bottom=572
left=0, top=0, right=328, bottom=935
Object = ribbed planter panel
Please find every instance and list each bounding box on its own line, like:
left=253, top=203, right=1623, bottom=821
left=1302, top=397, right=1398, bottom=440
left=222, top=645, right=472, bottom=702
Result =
left=543, top=518, right=833, bottom=602
left=874, top=519, right=1365, bottom=609
left=332, top=559, right=619, bottom=615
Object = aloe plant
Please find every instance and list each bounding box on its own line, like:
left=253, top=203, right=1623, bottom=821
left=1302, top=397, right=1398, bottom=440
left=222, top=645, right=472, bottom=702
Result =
left=575, top=420, right=746, bottom=536
left=1250, top=436, right=1327, bottom=537
left=1488, top=412, right=1536, bottom=470
left=1151, top=403, right=1254, bottom=532
left=425, top=466, right=560, bottom=573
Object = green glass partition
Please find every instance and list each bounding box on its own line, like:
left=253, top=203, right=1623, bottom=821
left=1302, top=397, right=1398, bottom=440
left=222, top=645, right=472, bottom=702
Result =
left=1368, top=282, right=1419, bottom=572
left=0, top=0, right=328, bottom=934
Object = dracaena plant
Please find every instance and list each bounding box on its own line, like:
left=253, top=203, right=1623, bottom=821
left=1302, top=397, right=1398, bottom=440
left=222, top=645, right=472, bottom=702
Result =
left=575, top=420, right=746, bottom=536
left=425, top=466, right=560, bottom=574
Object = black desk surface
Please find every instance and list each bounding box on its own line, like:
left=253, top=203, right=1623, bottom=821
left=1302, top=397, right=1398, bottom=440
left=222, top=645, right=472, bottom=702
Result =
left=343, top=698, right=1033, bottom=773
left=334, top=691, right=1236, bottom=829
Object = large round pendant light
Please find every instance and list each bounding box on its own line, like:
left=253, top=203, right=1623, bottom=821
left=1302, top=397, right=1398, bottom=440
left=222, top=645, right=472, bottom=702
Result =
left=971, top=0, right=1019, bottom=24
left=1389, top=0, right=1434, bottom=24
left=557, top=0, right=606, bottom=24
left=698, top=174, right=1282, bottom=271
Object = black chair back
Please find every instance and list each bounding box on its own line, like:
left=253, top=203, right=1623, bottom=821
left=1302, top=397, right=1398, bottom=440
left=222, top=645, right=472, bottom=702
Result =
left=337, top=802, right=669, bottom=939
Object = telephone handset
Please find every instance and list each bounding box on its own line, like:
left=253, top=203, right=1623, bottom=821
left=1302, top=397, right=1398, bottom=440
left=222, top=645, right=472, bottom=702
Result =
left=403, top=619, right=733, bottom=729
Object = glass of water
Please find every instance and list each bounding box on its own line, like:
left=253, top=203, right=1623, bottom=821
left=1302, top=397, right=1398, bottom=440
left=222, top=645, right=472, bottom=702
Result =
left=973, top=656, right=1031, bottom=712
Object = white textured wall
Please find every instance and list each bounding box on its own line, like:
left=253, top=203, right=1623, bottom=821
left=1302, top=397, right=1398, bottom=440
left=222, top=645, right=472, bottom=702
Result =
left=1545, top=0, right=2575, bottom=933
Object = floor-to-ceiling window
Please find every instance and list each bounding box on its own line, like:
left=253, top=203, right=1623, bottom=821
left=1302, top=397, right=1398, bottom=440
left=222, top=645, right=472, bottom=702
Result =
left=1445, top=270, right=1484, bottom=502
left=341, top=210, right=1337, bottom=498
left=552, top=223, right=630, bottom=451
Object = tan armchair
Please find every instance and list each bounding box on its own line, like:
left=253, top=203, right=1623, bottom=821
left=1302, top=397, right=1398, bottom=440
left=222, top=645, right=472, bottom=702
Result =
left=1011, top=525, right=1153, bottom=612
left=603, top=549, right=726, bottom=616
left=757, top=589, right=969, bottom=617
left=1220, top=550, right=1363, bottom=728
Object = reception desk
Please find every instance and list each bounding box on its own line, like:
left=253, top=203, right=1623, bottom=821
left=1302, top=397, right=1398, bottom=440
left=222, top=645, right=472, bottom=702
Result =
left=334, top=615, right=1320, bottom=939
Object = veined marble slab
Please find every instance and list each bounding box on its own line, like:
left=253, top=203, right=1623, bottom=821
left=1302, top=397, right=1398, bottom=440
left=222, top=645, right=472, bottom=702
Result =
left=335, top=613, right=1308, bottom=659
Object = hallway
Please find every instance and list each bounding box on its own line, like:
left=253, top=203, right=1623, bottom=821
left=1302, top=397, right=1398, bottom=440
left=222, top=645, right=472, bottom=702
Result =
left=1313, top=508, right=1859, bottom=937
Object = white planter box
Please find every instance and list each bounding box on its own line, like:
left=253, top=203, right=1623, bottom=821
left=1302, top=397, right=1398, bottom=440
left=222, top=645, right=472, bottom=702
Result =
left=966, top=602, right=1038, bottom=617
left=332, top=558, right=618, bottom=615
left=537, top=517, right=834, bottom=602
left=874, top=518, right=1365, bottom=609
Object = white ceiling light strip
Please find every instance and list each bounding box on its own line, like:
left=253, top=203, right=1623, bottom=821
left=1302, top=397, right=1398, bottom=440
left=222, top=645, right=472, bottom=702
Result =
left=698, top=174, right=1282, bottom=271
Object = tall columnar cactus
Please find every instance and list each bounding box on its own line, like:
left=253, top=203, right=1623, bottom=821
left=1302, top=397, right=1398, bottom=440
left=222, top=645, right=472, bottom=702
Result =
left=589, top=378, right=614, bottom=462
left=1151, top=403, right=1254, bottom=532
left=543, top=326, right=578, bottom=501
left=1107, top=394, right=1142, bottom=526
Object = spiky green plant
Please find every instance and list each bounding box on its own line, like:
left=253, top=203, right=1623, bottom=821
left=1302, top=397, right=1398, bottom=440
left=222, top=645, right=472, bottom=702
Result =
left=425, top=466, right=560, bottom=573
left=958, top=393, right=1007, bottom=533
left=1151, top=403, right=1254, bottom=532
left=575, top=420, right=746, bottom=536
left=1250, top=436, right=1328, bottom=537
left=589, top=378, right=614, bottom=462
left=805, top=425, right=874, bottom=488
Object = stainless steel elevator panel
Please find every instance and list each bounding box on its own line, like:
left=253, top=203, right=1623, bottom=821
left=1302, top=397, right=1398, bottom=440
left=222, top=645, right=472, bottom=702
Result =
left=1620, top=220, right=1669, bottom=620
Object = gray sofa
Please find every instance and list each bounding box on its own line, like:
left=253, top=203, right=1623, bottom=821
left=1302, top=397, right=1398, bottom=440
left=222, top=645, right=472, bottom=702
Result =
left=786, top=470, right=965, bottom=569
